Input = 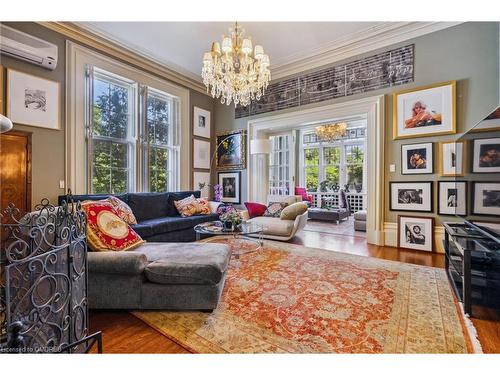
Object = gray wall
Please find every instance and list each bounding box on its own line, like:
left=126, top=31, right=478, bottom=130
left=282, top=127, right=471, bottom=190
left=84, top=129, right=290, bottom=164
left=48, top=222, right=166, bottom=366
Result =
left=1, top=22, right=216, bottom=208
left=214, top=22, right=500, bottom=224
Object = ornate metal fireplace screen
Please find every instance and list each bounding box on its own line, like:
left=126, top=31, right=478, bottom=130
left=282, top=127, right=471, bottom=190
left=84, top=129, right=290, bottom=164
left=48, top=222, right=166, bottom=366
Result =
left=0, top=197, right=99, bottom=353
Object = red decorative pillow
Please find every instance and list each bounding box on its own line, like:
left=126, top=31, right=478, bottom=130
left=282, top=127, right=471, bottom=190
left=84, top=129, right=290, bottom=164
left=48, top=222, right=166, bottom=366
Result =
left=244, top=202, right=267, bottom=218
left=81, top=201, right=145, bottom=252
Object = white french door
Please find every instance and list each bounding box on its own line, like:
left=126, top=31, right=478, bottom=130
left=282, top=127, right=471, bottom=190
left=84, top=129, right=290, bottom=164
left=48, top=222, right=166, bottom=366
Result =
left=268, top=132, right=295, bottom=196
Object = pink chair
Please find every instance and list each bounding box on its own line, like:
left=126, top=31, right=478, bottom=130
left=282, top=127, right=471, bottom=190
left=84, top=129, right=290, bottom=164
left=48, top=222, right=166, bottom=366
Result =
left=295, top=187, right=314, bottom=205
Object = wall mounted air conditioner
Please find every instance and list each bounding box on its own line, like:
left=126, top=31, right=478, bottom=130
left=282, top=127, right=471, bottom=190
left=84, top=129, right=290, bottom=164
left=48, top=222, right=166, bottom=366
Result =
left=0, top=24, right=58, bottom=70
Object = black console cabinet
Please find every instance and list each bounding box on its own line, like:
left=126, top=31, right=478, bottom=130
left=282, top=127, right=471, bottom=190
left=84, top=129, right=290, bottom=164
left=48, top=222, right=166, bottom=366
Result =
left=443, top=222, right=500, bottom=316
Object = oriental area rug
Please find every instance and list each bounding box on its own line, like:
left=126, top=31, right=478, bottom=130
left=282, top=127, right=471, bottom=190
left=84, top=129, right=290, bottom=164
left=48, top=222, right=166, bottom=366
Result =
left=132, top=239, right=479, bottom=353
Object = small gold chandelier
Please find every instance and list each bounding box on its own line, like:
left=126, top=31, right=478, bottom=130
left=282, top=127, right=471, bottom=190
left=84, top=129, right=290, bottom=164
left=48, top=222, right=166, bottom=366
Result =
left=202, top=22, right=271, bottom=107
left=315, top=122, right=348, bottom=142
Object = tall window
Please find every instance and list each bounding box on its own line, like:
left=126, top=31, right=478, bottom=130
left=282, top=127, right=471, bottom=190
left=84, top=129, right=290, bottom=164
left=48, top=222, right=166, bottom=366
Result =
left=303, top=148, right=320, bottom=191
left=87, top=67, right=180, bottom=194
left=268, top=134, right=291, bottom=195
left=345, top=144, right=364, bottom=189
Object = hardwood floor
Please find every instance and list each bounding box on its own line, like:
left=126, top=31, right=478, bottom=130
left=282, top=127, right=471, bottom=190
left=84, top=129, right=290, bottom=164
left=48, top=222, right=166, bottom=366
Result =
left=90, top=231, right=499, bottom=354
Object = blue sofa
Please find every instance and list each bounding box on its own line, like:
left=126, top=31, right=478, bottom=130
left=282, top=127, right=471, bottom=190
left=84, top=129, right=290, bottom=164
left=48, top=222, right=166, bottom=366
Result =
left=58, top=191, right=219, bottom=242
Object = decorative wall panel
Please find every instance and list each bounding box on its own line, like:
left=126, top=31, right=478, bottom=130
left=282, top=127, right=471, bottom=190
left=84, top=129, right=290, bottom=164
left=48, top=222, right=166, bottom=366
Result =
left=235, top=45, right=414, bottom=119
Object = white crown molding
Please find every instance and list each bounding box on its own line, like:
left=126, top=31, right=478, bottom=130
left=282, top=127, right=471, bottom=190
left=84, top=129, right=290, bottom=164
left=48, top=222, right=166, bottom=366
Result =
left=271, top=22, right=463, bottom=81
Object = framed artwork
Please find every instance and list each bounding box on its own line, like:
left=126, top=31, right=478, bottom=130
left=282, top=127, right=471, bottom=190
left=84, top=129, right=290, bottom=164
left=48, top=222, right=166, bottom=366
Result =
left=193, top=106, right=211, bottom=139
left=6, top=69, right=60, bottom=130
left=193, top=139, right=211, bottom=169
left=401, top=142, right=433, bottom=174
left=472, top=182, right=500, bottom=216
left=393, top=81, right=456, bottom=140
left=472, top=138, right=500, bottom=173
left=438, top=181, right=466, bottom=216
left=218, top=171, right=241, bottom=204
left=439, top=141, right=465, bottom=176
left=216, top=129, right=247, bottom=170
left=193, top=171, right=211, bottom=198
left=471, top=107, right=500, bottom=133
left=390, top=181, right=433, bottom=212
left=398, top=215, right=434, bottom=252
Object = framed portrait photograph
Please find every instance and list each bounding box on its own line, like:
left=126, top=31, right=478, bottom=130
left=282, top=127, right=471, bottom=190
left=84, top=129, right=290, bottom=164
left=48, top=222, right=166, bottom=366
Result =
left=193, top=139, right=211, bottom=169
left=216, top=129, right=246, bottom=170
left=393, top=81, right=456, bottom=140
left=472, top=138, right=500, bottom=173
left=401, top=142, right=433, bottom=174
left=218, top=171, right=241, bottom=204
left=472, top=182, right=500, bottom=216
left=439, top=141, right=465, bottom=176
left=193, top=171, right=211, bottom=198
left=398, top=215, right=434, bottom=252
left=193, top=106, right=211, bottom=139
left=471, top=107, right=500, bottom=133
left=390, top=181, right=433, bottom=212
left=438, top=181, right=466, bottom=216
left=6, top=69, right=60, bottom=130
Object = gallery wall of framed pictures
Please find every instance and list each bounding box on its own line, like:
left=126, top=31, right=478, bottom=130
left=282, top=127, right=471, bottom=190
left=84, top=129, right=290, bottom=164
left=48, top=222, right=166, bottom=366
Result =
left=192, top=106, right=213, bottom=195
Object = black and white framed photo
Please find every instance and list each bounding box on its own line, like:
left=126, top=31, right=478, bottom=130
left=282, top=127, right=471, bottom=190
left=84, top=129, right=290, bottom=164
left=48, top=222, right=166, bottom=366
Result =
left=401, top=142, right=433, bottom=174
left=438, top=181, right=466, bottom=216
left=193, top=106, right=211, bottom=139
left=439, top=140, right=465, bottom=176
left=390, top=181, right=433, bottom=212
left=398, top=215, right=434, bottom=252
left=218, top=172, right=241, bottom=204
left=6, top=69, right=60, bottom=130
left=472, top=138, right=500, bottom=173
left=193, top=139, right=211, bottom=169
left=472, top=182, right=500, bottom=216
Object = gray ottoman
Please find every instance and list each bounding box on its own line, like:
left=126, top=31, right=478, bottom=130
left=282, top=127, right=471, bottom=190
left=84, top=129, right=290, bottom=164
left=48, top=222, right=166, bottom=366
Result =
left=353, top=210, right=367, bottom=232
left=87, top=242, right=231, bottom=311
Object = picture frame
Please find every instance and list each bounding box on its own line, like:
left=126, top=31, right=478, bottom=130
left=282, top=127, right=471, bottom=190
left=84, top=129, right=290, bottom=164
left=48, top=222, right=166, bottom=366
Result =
left=393, top=81, right=456, bottom=140
left=439, top=140, right=465, bottom=177
left=472, top=182, right=500, bottom=217
left=218, top=171, right=241, bottom=204
left=438, top=181, right=467, bottom=216
left=398, top=215, right=434, bottom=252
left=6, top=68, right=61, bottom=130
left=470, top=107, right=500, bottom=133
left=216, top=129, right=247, bottom=170
left=193, top=171, right=211, bottom=198
left=193, top=106, right=211, bottom=139
left=472, top=137, right=500, bottom=173
left=401, top=142, right=433, bottom=174
left=193, top=139, right=211, bottom=169
left=390, top=181, right=433, bottom=212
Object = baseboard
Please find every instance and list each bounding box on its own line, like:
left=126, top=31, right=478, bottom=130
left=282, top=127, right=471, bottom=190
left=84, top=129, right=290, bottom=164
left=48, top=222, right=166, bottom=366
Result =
left=384, top=222, right=445, bottom=254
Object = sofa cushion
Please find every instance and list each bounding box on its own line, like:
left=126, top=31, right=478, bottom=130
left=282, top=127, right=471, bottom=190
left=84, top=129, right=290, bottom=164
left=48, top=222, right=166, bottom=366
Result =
left=167, top=191, right=202, bottom=216
left=247, top=216, right=295, bottom=237
left=174, top=195, right=211, bottom=217
left=263, top=202, right=288, bottom=217
left=106, top=196, right=137, bottom=224
left=280, top=202, right=308, bottom=221
left=138, top=214, right=220, bottom=236
left=244, top=202, right=267, bottom=218
left=134, top=242, right=230, bottom=285
left=126, top=192, right=170, bottom=221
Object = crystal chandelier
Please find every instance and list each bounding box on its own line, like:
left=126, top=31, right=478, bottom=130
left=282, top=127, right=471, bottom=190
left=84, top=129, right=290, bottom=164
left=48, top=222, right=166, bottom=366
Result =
left=315, top=122, right=348, bottom=142
left=202, top=22, right=271, bottom=107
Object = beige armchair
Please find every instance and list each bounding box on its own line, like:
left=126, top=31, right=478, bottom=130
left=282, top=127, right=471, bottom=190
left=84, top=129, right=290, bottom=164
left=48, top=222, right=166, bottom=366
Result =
left=241, top=195, right=308, bottom=241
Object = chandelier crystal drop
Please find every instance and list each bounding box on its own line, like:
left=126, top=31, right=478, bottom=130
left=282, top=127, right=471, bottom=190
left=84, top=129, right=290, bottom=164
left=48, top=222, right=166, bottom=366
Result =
left=315, top=122, right=348, bottom=142
left=202, top=22, right=271, bottom=107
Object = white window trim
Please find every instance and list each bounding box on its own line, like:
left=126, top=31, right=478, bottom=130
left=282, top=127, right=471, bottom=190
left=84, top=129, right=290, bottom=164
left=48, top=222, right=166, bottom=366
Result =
left=66, top=41, right=190, bottom=194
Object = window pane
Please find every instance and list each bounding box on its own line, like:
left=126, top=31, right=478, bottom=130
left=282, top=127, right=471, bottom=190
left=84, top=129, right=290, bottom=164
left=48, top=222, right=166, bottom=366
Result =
left=93, top=77, right=129, bottom=139
left=92, top=139, right=129, bottom=194
left=325, top=165, right=340, bottom=184
left=147, top=93, right=170, bottom=146
left=149, top=147, right=169, bottom=193
left=305, top=167, right=319, bottom=191
left=347, top=164, right=363, bottom=190
left=304, top=148, right=319, bottom=166
left=324, top=147, right=340, bottom=165
left=345, top=145, right=364, bottom=164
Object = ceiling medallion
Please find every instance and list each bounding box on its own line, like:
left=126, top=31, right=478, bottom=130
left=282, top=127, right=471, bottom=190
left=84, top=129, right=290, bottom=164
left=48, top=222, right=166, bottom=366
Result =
left=315, top=122, right=348, bottom=142
left=202, top=22, right=271, bottom=107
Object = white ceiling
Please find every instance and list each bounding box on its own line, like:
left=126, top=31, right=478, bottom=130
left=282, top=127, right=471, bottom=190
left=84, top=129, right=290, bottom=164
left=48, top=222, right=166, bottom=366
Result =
left=79, top=22, right=460, bottom=82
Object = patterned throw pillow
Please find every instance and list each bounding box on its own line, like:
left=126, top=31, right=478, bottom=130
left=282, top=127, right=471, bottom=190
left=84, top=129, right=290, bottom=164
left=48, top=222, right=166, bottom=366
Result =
left=174, top=195, right=211, bottom=217
left=81, top=201, right=145, bottom=252
left=105, top=196, right=137, bottom=225
left=263, top=202, right=288, bottom=218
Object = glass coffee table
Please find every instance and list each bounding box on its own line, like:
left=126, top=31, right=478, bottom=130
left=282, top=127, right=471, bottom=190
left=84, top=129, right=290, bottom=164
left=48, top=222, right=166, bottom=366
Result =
left=194, top=221, right=265, bottom=257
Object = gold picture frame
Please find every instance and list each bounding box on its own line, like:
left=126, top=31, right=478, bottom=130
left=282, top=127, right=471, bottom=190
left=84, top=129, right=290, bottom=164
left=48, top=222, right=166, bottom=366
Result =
left=393, top=81, right=456, bottom=140
left=438, top=140, right=466, bottom=177
left=215, top=129, right=247, bottom=171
